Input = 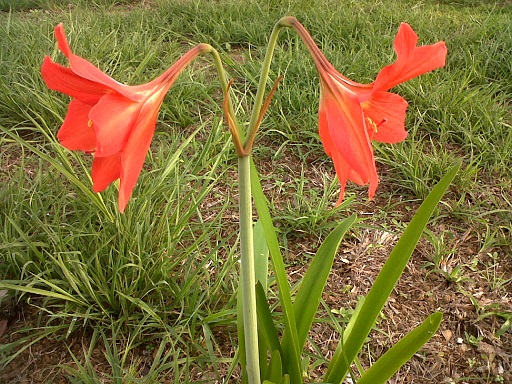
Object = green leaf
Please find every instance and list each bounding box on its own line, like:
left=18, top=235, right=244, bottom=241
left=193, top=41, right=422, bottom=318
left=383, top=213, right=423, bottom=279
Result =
left=117, top=292, right=166, bottom=327
left=266, top=350, right=283, bottom=383
left=259, top=328, right=269, bottom=380
left=496, top=314, right=511, bottom=337
left=254, top=220, right=271, bottom=378
left=251, top=159, right=302, bottom=384
left=341, top=296, right=365, bottom=345
left=256, top=282, right=283, bottom=357
left=254, top=220, right=269, bottom=289
left=357, top=312, right=443, bottom=384
left=293, top=215, right=355, bottom=350
left=325, top=161, right=460, bottom=383
left=0, top=282, right=85, bottom=305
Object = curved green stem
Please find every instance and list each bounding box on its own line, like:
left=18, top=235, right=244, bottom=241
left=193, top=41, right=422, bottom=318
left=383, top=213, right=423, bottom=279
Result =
left=245, top=17, right=290, bottom=153
left=204, top=45, right=246, bottom=154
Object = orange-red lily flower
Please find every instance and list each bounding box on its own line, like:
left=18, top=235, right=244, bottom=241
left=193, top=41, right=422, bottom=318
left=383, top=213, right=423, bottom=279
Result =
left=42, top=24, right=207, bottom=212
left=289, top=19, right=447, bottom=204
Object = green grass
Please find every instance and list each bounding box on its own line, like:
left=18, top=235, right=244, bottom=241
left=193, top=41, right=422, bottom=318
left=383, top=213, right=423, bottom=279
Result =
left=0, top=0, right=511, bottom=382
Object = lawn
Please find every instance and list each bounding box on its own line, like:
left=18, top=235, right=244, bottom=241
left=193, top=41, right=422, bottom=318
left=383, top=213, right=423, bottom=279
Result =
left=0, top=0, right=511, bottom=383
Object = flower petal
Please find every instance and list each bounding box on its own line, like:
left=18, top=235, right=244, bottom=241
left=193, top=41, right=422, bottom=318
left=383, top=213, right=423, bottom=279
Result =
left=55, top=25, right=210, bottom=102
left=318, top=85, right=379, bottom=201
left=89, top=93, right=142, bottom=158
left=330, top=149, right=350, bottom=205
left=54, top=24, right=123, bottom=90
left=319, top=85, right=375, bottom=184
left=394, top=22, right=418, bottom=59
left=54, top=24, right=146, bottom=102
left=373, top=23, right=447, bottom=93
left=117, top=100, right=161, bottom=212
left=321, top=121, right=378, bottom=203
left=91, top=153, right=121, bottom=192
left=42, top=57, right=109, bottom=104
left=362, top=91, right=408, bottom=143
left=57, top=99, right=96, bottom=151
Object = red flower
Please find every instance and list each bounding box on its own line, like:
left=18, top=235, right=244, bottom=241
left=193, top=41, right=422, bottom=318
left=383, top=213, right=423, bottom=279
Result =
left=291, top=20, right=447, bottom=204
left=42, top=24, right=207, bottom=212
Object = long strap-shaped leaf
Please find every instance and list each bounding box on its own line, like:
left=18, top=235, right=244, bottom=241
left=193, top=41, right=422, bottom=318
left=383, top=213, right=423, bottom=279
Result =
left=256, top=282, right=283, bottom=358
left=292, top=215, right=356, bottom=351
left=325, top=161, right=460, bottom=383
left=357, top=312, right=443, bottom=384
left=254, top=220, right=269, bottom=290
left=250, top=160, right=303, bottom=384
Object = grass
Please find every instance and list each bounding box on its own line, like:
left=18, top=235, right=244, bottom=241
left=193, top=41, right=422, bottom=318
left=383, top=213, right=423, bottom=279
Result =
left=0, top=0, right=511, bottom=382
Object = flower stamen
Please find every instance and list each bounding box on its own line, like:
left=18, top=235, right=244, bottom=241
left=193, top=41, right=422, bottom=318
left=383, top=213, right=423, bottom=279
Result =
left=366, top=117, right=387, bottom=134
left=366, top=117, right=379, bottom=133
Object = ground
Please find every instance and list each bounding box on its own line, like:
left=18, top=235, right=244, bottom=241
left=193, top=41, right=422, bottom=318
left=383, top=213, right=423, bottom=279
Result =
left=1, top=144, right=511, bottom=383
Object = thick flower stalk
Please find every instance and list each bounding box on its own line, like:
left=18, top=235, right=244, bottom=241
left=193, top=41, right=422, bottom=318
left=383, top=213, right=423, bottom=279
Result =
left=42, top=24, right=209, bottom=212
left=282, top=17, right=447, bottom=204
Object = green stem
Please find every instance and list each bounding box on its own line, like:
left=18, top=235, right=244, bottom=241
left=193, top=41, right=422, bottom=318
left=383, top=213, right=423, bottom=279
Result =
left=238, top=154, right=259, bottom=384
left=204, top=45, right=246, bottom=154
left=233, top=18, right=295, bottom=382
left=206, top=45, right=259, bottom=382
left=233, top=20, right=291, bottom=383
left=202, top=44, right=259, bottom=382
left=206, top=47, right=237, bottom=124
left=245, top=17, right=289, bottom=152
